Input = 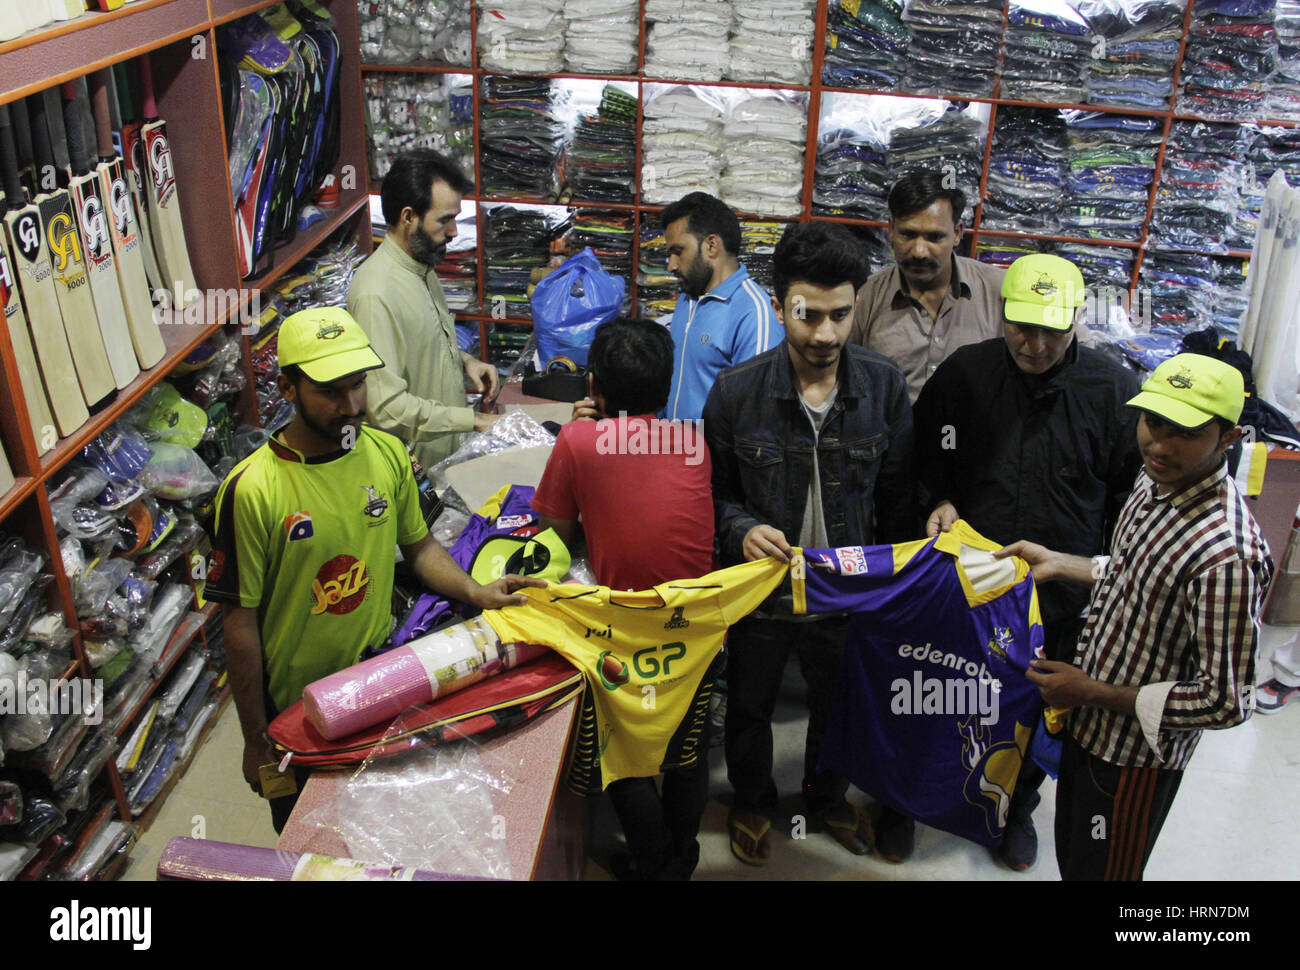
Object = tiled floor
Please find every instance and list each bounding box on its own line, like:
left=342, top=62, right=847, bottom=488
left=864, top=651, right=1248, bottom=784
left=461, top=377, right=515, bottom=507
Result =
left=124, top=623, right=1300, bottom=881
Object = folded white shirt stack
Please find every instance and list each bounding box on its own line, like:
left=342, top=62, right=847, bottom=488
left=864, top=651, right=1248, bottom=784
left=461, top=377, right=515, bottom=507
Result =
left=641, top=87, right=726, bottom=203
left=644, top=0, right=734, bottom=81
left=728, top=0, right=817, bottom=84
left=476, top=0, right=566, bottom=74
left=720, top=96, right=807, bottom=217
left=564, top=0, right=639, bottom=74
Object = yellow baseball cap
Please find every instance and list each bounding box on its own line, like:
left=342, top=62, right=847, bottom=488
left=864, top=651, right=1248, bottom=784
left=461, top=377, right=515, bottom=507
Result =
left=277, top=306, right=384, bottom=383
left=1001, top=253, right=1086, bottom=331
left=1126, top=353, right=1245, bottom=428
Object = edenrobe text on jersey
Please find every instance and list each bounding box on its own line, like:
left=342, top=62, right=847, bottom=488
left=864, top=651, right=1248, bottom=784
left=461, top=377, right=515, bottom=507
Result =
left=792, top=521, right=1045, bottom=846
left=483, top=556, right=787, bottom=792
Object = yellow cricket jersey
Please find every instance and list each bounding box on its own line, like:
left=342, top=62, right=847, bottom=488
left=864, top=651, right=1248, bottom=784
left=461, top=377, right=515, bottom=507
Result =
left=482, top=556, right=788, bottom=792
left=207, top=426, right=428, bottom=712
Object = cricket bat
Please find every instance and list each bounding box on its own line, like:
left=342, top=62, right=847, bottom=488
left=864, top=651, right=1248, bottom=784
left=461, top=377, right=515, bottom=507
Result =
left=1, top=1, right=29, bottom=42
left=0, top=441, right=13, bottom=496
left=110, top=63, right=165, bottom=297
left=0, top=103, right=89, bottom=437
left=27, top=92, right=116, bottom=408
left=89, top=69, right=165, bottom=369
left=23, top=2, right=53, bottom=32
left=136, top=56, right=198, bottom=307
left=0, top=190, right=58, bottom=455
left=60, top=80, right=138, bottom=388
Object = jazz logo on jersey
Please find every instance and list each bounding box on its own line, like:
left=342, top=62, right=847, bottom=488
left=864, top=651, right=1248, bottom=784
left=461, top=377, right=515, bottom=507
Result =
left=284, top=511, right=314, bottom=542
left=361, top=485, right=388, bottom=519
left=664, top=606, right=689, bottom=630
left=958, top=715, right=1033, bottom=839
left=836, top=546, right=870, bottom=575
left=311, top=555, right=370, bottom=615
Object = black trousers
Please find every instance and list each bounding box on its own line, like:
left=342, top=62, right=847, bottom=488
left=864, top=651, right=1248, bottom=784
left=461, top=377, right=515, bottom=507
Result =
left=263, top=692, right=312, bottom=835
left=606, top=718, right=712, bottom=881
left=1054, top=735, right=1184, bottom=881
left=725, top=615, right=850, bottom=819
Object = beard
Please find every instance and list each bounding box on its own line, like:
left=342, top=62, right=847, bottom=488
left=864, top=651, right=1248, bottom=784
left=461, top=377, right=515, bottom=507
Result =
left=408, top=222, right=447, bottom=267
left=299, top=403, right=364, bottom=450
left=676, top=252, right=713, bottom=299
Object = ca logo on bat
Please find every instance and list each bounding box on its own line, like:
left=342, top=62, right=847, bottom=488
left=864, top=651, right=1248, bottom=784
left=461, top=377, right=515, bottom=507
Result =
left=46, top=212, right=83, bottom=271
left=148, top=134, right=176, bottom=200
left=14, top=213, right=41, bottom=261
left=108, top=177, right=134, bottom=233
left=79, top=195, right=110, bottom=258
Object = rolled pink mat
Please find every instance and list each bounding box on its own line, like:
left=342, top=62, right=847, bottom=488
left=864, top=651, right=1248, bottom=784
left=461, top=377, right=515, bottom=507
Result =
left=303, top=615, right=548, bottom=739
left=157, top=838, right=486, bottom=881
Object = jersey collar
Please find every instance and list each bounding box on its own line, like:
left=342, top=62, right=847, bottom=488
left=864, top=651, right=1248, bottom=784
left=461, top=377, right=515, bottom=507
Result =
left=268, top=425, right=356, bottom=465
left=696, top=265, right=751, bottom=303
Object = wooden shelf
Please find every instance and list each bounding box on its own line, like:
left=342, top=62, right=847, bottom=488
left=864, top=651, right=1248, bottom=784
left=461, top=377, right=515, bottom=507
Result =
left=0, top=476, right=37, bottom=523
left=112, top=603, right=218, bottom=742
left=243, top=191, right=372, bottom=291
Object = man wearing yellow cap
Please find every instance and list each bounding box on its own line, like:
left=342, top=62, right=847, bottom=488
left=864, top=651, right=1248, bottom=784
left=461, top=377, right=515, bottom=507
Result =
left=207, top=307, right=541, bottom=831
left=1001, top=353, right=1273, bottom=880
left=898, top=253, right=1141, bottom=871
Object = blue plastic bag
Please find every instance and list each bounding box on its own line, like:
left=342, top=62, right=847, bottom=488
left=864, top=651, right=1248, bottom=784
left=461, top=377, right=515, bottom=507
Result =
left=530, top=248, right=625, bottom=368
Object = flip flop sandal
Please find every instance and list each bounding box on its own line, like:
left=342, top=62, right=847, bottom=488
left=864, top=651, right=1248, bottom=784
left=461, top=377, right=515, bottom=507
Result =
left=825, top=807, right=874, bottom=856
left=728, top=814, right=772, bottom=867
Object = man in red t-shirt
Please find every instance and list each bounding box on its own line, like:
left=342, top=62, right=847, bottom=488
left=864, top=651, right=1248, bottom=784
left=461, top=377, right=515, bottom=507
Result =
left=533, top=316, right=715, bottom=880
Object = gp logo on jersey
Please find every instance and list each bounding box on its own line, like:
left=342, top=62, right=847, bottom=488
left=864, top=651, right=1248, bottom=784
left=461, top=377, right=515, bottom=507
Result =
left=311, top=555, right=370, bottom=615
left=284, top=511, right=314, bottom=541
left=835, top=546, right=869, bottom=575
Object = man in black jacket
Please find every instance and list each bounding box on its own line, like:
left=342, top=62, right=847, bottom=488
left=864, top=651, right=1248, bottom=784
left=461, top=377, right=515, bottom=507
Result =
left=703, top=222, right=915, bottom=866
left=892, top=253, right=1142, bottom=870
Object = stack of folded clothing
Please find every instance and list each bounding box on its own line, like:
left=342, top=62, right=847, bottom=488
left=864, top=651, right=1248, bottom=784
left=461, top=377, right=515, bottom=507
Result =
left=476, top=0, right=565, bottom=74
left=1149, top=120, right=1247, bottom=253
left=1056, top=241, right=1135, bottom=287
left=1083, top=0, right=1185, bottom=109
left=729, top=0, right=819, bottom=84
left=568, top=85, right=638, bottom=204
left=644, top=0, right=734, bottom=81
left=739, top=221, right=786, bottom=294
left=1060, top=110, right=1161, bottom=239
left=479, top=77, right=564, bottom=200
left=887, top=109, right=985, bottom=217
left=1236, top=124, right=1300, bottom=247
left=982, top=107, right=1069, bottom=234
left=814, top=124, right=891, bottom=219
left=1210, top=256, right=1251, bottom=337
left=823, top=0, right=912, bottom=89
left=901, top=0, right=1002, bottom=96
left=358, top=0, right=472, bottom=65
left=641, top=87, right=725, bottom=204
left=720, top=97, right=808, bottom=217
left=564, top=0, right=639, bottom=74
left=976, top=239, right=1045, bottom=269
left=567, top=210, right=635, bottom=296
left=439, top=209, right=480, bottom=313
left=1272, top=0, right=1300, bottom=117
left=1177, top=0, right=1277, bottom=121
left=1140, top=250, right=1219, bottom=331
left=1001, top=0, right=1093, bottom=103
left=484, top=206, right=556, bottom=319
left=637, top=221, right=678, bottom=317
left=363, top=73, right=474, bottom=181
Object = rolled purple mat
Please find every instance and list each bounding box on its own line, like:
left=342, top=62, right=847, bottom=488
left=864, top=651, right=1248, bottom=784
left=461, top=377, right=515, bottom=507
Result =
left=157, top=838, right=487, bottom=881
left=302, top=616, right=548, bottom=740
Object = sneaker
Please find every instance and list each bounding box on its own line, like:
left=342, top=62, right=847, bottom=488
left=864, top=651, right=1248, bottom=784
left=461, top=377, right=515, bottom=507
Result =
left=997, top=789, right=1040, bottom=871
left=1255, top=678, right=1300, bottom=714
left=875, top=806, right=915, bottom=863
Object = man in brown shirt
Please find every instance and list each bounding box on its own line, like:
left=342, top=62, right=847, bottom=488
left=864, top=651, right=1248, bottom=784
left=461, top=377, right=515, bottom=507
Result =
left=850, top=172, right=1006, bottom=403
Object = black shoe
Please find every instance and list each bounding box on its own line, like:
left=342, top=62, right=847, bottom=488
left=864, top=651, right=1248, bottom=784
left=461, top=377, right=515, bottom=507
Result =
left=997, top=789, right=1040, bottom=871
left=608, top=852, right=645, bottom=882
left=875, top=806, right=915, bottom=863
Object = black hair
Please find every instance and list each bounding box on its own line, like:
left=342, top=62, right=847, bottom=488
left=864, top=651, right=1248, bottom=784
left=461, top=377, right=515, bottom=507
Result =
left=279, top=363, right=304, bottom=385
left=887, top=170, right=967, bottom=226
left=586, top=317, right=674, bottom=417
left=772, top=222, right=870, bottom=305
left=380, top=149, right=473, bottom=227
left=1213, top=416, right=1237, bottom=437
left=659, top=192, right=741, bottom=257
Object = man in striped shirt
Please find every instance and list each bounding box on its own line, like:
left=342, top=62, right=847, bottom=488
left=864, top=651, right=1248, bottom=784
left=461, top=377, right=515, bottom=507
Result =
left=1000, top=353, right=1273, bottom=880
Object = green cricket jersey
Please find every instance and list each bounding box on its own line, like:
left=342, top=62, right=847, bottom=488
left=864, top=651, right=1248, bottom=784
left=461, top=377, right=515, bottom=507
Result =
left=208, top=425, right=428, bottom=711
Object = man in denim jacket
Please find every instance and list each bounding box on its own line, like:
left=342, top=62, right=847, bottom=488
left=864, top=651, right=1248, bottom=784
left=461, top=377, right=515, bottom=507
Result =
left=703, top=222, right=916, bottom=866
